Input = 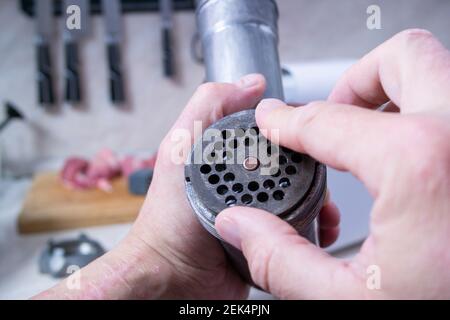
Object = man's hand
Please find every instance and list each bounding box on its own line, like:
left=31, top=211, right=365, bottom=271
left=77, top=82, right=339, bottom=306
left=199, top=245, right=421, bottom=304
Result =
left=216, top=29, right=450, bottom=299
left=35, top=74, right=266, bottom=299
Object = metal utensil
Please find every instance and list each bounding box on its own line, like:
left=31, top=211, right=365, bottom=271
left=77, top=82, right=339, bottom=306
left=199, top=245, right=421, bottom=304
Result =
left=159, top=0, right=175, bottom=77
left=63, top=0, right=90, bottom=103
left=39, top=234, right=105, bottom=278
left=35, top=0, right=55, bottom=106
left=102, top=0, right=126, bottom=103
left=196, top=0, right=284, bottom=99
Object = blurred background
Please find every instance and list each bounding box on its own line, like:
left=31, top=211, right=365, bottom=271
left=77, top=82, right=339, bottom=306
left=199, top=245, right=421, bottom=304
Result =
left=0, top=0, right=449, bottom=299
left=2, top=0, right=450, bottom=173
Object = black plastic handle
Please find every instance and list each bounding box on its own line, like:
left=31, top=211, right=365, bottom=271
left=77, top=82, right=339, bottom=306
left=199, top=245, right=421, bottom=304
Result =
left=162, top=27, right=174, bottom=77
left=36, top=43, right=55, bottom=105
left=107, top=43, right=125, bottom=103
left=64, top=41, right=82, bottom=103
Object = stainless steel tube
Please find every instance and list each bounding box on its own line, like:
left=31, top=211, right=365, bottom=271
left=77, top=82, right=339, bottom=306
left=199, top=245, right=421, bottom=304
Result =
left=196, top=0, right=284, bottom=100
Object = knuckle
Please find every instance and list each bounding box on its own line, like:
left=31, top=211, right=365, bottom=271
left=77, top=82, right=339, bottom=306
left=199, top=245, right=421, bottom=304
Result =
left=402, top=118, right=450, bottom=183
left=247, top=233, right=307, bottom=297
left=302, top=101, right=351, bottom=123
left=195, top=82, right=224, bottom=98
left=292, top=103, right=349, bottom=147
left=290, top=103, right=328, bottom=151
left=392, top=29, right=442, bottom=54
left=305, top=101, right=329, bottom=110
left=193, top=83, right=231, bottom=122
left=409, top=118, right=449, bottom=155
left=293, top=103, right=323, bottom=133
left=395, top=28, right=435, bottom=44
left=247, top=243, right=276, bottom=291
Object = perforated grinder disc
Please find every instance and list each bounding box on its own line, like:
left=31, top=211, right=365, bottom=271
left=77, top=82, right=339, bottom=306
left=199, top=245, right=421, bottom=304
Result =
left=184, top=109, right=327, bottom=282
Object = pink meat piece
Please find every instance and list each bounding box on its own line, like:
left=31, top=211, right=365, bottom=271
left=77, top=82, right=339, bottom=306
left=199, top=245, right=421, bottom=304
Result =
left=96, top=178, right=113, bottom=193
left=60, top=157, right=92, bottom=190
left=61, top=150, right=158, bottom=191
left=120, top=153, right=157, bottom=178
left=86, top=149, right=121, bottom=192
left=87, top=149, right=121, bottom=180
left=120, top=156, right=139, bottom=178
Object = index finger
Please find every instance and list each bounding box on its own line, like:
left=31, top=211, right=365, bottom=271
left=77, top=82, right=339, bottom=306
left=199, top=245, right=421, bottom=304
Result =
left=255, top=99, right=398, bottom=195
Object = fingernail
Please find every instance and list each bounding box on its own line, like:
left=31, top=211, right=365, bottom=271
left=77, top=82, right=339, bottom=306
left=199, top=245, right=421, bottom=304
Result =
left=235, top=74, right=262, bottom=89
left=216, top=216, right=242, bottom=250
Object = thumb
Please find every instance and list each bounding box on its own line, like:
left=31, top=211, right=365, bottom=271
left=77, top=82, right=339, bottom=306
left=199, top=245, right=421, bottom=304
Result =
left=216, top=207, right=364, bottom=299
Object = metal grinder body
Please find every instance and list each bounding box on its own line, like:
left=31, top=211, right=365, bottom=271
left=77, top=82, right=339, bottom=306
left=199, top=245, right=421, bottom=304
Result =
left=185, top=0, right=327, bottom=285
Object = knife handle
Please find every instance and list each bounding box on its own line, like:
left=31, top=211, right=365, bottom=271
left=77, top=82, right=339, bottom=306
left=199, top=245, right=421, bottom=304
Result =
left=64, top=41, right=82, bottom=103
left=162, top=28, right=175, bottom=77
left=36, top=43, right=55, bottom=105
left=107, top=43, right=125, bottom=103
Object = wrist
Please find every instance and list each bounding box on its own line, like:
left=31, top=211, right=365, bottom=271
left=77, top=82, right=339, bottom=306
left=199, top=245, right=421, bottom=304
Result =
left=101, top=233, right=175, bottom=299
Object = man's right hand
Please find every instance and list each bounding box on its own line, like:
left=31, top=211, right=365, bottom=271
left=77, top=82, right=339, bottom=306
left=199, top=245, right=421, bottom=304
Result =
left=216, top=29, right=450, bottom=299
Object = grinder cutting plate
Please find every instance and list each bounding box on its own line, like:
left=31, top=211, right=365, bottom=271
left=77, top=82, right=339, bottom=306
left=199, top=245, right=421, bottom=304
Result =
left=184, top=109, right=327, bottom=284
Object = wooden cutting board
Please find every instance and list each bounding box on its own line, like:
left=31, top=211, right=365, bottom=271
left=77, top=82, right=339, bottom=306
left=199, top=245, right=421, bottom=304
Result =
left=18, top=172, right=144, bottom=234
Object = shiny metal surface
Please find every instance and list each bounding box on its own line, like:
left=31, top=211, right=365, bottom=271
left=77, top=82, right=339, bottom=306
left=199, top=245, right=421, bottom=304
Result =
left=196, top=0, right=284, bottom=100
